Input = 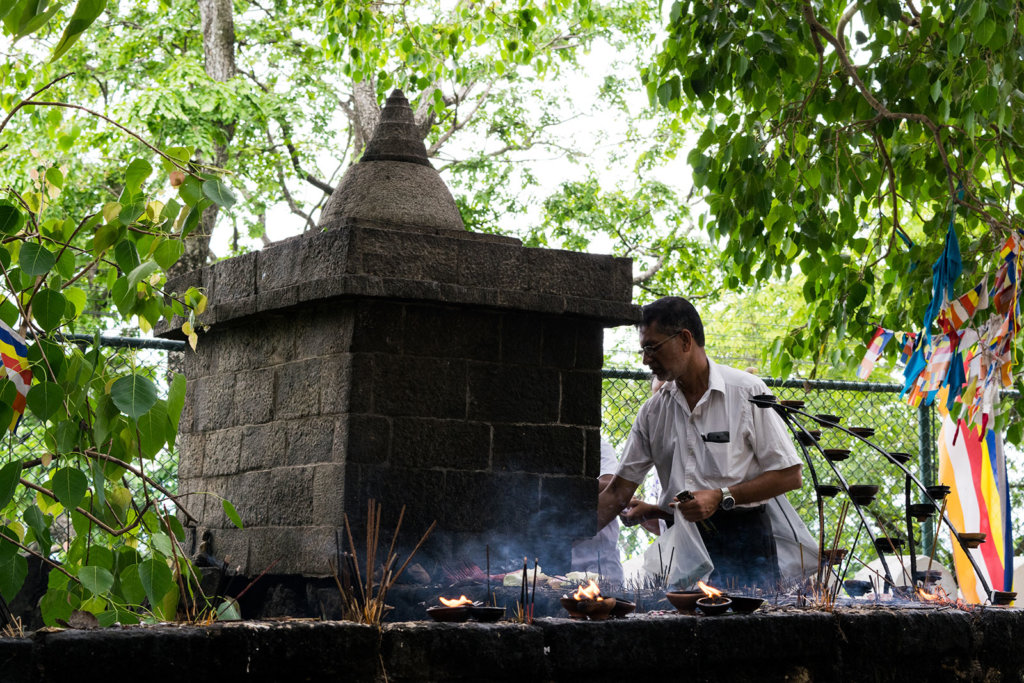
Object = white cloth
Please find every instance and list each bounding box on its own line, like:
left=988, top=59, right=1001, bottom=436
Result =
left=618, top=359, right=810, bottom=585
left=571, top=440, right=625, bottom=583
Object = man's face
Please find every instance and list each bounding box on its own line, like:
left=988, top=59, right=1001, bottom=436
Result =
left=638, top=323, right=690, bottom=381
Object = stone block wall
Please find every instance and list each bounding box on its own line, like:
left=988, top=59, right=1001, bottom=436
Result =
left=177, top=300, right=606, bottom=575
left=163, top=222, right=638, bottom=579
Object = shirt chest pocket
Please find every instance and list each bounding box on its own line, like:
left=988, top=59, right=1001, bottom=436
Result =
left=699, top=441, right=733, bottom=478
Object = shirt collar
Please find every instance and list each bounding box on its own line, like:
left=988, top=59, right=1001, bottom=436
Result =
left=665, top=357, right=722, bottom=411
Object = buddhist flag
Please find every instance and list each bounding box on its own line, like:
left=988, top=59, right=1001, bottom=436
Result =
left=857, top=327, right=894, bottom=379
left=898, top=332, right=917, bottom=365
left=0, top=320, right=32, bottom=431
left=938, top=413, right=1012, bottom=603
left=948, top=277, right=988, bottom=330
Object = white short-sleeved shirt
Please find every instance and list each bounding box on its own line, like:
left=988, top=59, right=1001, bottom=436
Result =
left=571, top=440, right=624, bottom=582
left=617, top=359, right=801, bottom=510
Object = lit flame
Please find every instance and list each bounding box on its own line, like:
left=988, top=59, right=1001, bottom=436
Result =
left=916, top=586, right=949, bottom=603
left=439, top=595, right=473, bottom=607
left=697, top=580, right=723, bottom=599
left=572, top=579, right=603, bottom=601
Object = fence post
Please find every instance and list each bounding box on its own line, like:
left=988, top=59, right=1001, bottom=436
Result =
left=918, top=402, right=935, bottom=554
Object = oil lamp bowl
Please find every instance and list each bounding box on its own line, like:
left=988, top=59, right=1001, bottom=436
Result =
left=576, top=597, right=616, bottom=620
left=823, top=449, right=851, bottom=462
left=609, top=599, right=636, bottom=618
left=815, top=484, right=841, bottom=498
left=889, top=452, right=913, bottom=464
left=820, top=547, right=848, bottom=565
left=560, top=597, right=585, bottom=619
left=696, top=596, right=732, bottom=616
left=426, top=606, right=471, bottom=623
left=874, top=537, right=904, bottom=553
left=727, top=595, right=764, bottom=613
left=848, top=427, right=875, bottom=437
left=848, top=484, right=879, bottom=497
left=665, top=591, right=703, bottom=614
left=959, top=532, right=987, bottom=549
left=992, top=591, right=1017, bottom=606
left=907, top=503, right=936, bottom=521
left=815, top=414, right=841, bottom=425
left=844, top=580, right=872, bottom=597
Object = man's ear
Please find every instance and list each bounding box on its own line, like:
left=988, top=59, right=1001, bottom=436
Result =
left=679, top=328, right=693, bottom=351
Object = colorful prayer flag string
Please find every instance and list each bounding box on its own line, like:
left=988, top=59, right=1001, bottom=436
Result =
left=0, top=320, right=32, bottom=432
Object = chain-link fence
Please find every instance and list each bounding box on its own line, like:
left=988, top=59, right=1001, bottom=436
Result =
left=601, top=369, right=950, bottom=574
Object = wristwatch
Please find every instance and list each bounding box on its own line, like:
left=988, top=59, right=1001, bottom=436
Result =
left=719, top=487, right=736, bottom=511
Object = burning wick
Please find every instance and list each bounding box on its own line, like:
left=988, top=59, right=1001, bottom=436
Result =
left=916, top=586, right=948, bottom=603
left=697, top=580, right=725, bottom=601
left=439, top=595, right=473, bottom=608
left=572, top=579, right=603, bottom=602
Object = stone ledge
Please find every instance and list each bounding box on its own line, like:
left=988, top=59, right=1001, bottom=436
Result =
left=157, top=226, right=640, bottom=337
left=4, top=609, right=1024, bottom=683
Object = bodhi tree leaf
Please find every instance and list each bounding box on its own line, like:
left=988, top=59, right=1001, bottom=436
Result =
left=153, top=238, right=184, bottom=270
left=223, top=499, right=243, bottom=529
left=0, top=461, right=21, bottom=509
left=137, top=557, right=173, bottom=609
left=110, top=374, right=157, bottom=420
left=78, top=565, right=114, bottom=596
left=26, top=381, right=64, bottom=422
left=51, top=466, right=88, bottom=510
left=50, top=0, right=107, bottom=61
left=0, top=200, right=25, bottom=235
left=18, top=242, right=56, bottom=277
left=31, top=289, right=68, bottom=330
left=202, top=178, right=236, bottom=209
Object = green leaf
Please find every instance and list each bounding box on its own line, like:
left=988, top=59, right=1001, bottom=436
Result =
left=63, top=286, right=87, bottom=318
left=223, top=499, right=243, bottom=529
left=137, top=400, right=167, bottom=458
left=124, top=157, right=152, bottom=193
left=50, top=0, right=107, bottom=60
left=126, top=260, right=159, bottom=291
left=178, top=175, right=203, bottom=206
left=0, top=200, right=25, bottom=235
left=110, top=374, right=157, bottom=420
left=137, top=557, right=174, bottom=609
left=18, top=242, right=56, bottom=276
left=153, top=238, right=184, bottom=270
left=202, top=178, right=236, bottom=209
left=215, top=597, right=241, bottom=621
left=110, top=276, right=135, bottom=316
left=23, top=504, right=50, bottom=552
left=114, top=240, right=141, bottom=274
left=52, top=466, right=88, bottom=510
left=31, top=288, right=68, bottom=330
left=78, top=564, right=114, bottom=596
left=26, top=381, right=64, bottom=422
left=119, top=563, right=146, bottom=604
left=0, top=461, right=20, bottom=509
left=0, top=553, right=27, bottom=602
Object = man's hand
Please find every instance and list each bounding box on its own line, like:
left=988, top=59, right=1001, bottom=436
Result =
left=619, top=499, right=660, bottom=527
left=672, top=488, right=723, bottom=522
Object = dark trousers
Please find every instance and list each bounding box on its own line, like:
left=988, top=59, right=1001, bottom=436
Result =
left=697, top=505, right=780, bottom=590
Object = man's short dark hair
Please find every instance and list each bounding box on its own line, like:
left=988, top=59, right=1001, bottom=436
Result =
left=641, top=297, right=705, bottom=347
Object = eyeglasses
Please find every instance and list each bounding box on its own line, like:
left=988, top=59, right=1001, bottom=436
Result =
left=639, top=331, right=681, bottom=358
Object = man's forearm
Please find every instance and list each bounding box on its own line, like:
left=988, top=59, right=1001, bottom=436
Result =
left=597, top=476, right=639, bottom=530
left=730, top=464, right=802, bottom=505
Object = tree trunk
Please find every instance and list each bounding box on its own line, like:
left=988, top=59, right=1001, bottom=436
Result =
left=174, top=0, right=238, bottom=276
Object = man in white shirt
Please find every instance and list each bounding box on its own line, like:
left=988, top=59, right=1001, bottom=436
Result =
left=570, top=440, right=625, bottom=584
left=597, top=296, right=805, bottom=588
